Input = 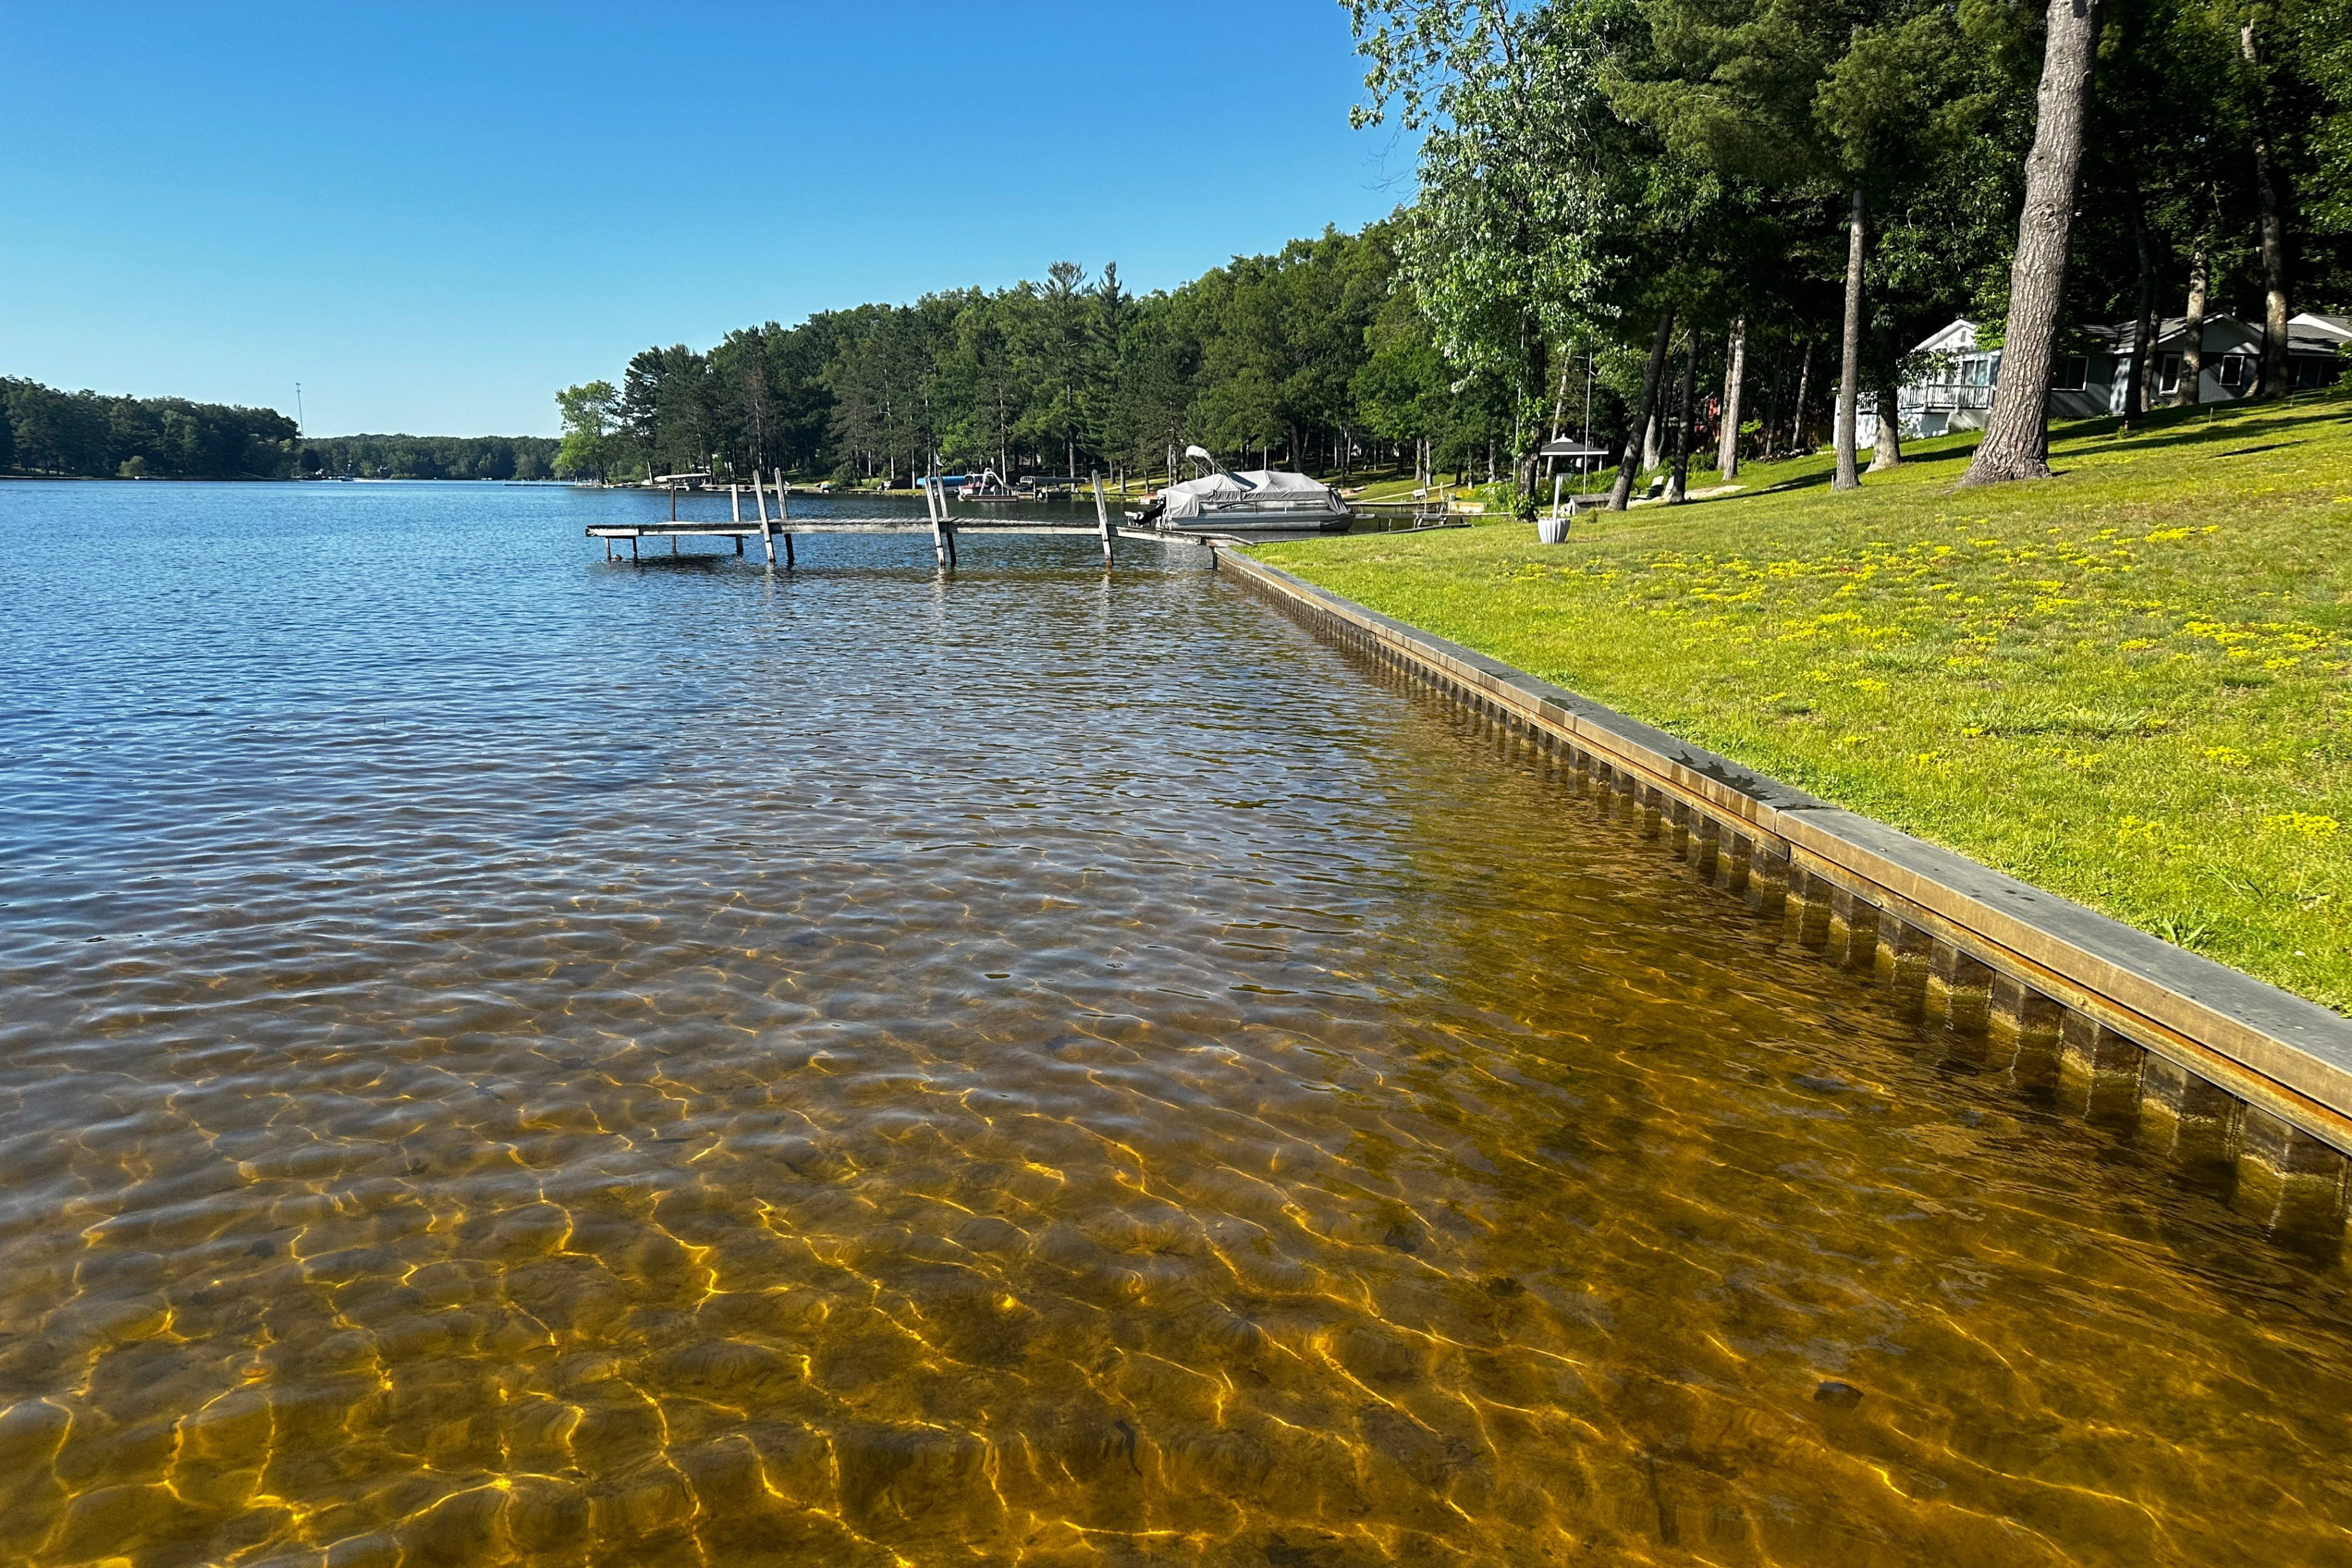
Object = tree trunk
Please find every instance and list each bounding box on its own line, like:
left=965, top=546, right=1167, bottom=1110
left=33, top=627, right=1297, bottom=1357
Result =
left=1666, top=331, right=1698, bottom=504
left=1608, top=309, right=1676, bottom=511
left=1960, top=0, right=2102, bottom=486
left=1869, top=381, right=1904, bottom=470
left=2124, top=202, right=2156, bottom=424
left=1641, top=409, right=1660, bottom=474
left=1867, top=318, right=1903, bottom=472
left=1835, top=187, right=1866, bottom=490
left=1717, top=316, right=1748, bottom=480
left=2175, top=236, right=2209, bottom=405
left=2241, top=22, right=2291, bottom=398
left=1790, top=338, right=1813, bottom=452
left=1515, top=333, right=1551, bottom=516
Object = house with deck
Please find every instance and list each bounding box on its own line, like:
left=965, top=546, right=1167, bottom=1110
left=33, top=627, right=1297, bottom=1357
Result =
left=1862, top=312, right=2350, bottom=445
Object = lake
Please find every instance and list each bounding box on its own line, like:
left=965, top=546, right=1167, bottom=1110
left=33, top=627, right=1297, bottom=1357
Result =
left=3, top=479, right=2348, bottom=1567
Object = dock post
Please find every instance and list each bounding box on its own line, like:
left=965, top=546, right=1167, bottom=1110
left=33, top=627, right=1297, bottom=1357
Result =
left=604, top=536, right=613, bottom=561
left=1093, top=472, right=1112, bottom=565
left=776, top=469, right=793, bottom=567
left=929, top=480, right=948, bottom=567
left=754, top=472, right=775, bottom=563
left=630, top=534, right=639, bottom=562
left=730, top=484, right=742, bottom=523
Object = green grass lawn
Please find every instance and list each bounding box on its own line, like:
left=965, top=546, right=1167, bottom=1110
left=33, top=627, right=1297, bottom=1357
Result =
left=1258, top=391, right=2352, bottom=1012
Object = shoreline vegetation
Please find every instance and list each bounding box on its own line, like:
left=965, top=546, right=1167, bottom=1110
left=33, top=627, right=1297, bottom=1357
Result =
left=1260, top=390, right=2352, bottom=1013
left=0, top=378, right=559, bottom=481
left=548, top=224, right=1643, bottom=497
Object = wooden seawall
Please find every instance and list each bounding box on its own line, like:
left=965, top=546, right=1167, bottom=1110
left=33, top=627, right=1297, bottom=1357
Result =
left=1217, top=548, right=2352, bottom=1246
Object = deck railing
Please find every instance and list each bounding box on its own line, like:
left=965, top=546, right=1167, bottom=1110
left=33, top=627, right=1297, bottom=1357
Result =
left=1899, top=384, right=1995, bottom=412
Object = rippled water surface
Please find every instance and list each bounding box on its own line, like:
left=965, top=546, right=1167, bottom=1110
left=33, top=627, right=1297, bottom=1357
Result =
left=3, top=481, right=2350, bottom=1567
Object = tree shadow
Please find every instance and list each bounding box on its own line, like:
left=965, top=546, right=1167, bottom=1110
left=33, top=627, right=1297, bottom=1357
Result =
left=1590, top=391, right=2349, bottom=519
left=2056, top=395, right=2351, bottom=458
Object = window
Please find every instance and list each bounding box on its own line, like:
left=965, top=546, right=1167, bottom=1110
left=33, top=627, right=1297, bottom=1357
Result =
left=2218, top=354, right=2248, bottom=388
left=2294, top=356, right=2340, bottom=390
left=2052, top=356, right=2088, bottom=393
left=2158, top=354, right=2183, bottom=394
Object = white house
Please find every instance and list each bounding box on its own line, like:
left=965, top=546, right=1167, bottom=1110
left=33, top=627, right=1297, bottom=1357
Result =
left=1861, top=312, right=2350, bottom=445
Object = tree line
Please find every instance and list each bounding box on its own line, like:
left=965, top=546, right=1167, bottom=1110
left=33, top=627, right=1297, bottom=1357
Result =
left=1347, top=0, right=2351, bottom=507
left=569, top=0, right=2349, bottom=509
left=295, top=434, right=559, bottom=481
left=0, top=377, right=558, bottom=481
left=555, top=226, right=1569, bottom=491
left=1, top=378, right=298, bottom=480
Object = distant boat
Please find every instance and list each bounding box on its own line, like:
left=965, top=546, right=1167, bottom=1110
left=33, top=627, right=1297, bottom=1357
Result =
left=1135, top=467, right=1352, bottom=533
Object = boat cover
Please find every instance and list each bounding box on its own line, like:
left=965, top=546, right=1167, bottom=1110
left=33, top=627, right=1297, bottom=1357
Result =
left=1159, top=468, right=1341, bottom=521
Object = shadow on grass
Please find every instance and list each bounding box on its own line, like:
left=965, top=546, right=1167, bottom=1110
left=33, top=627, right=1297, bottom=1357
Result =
left=2056, top=395, right=2352, bottom=458
left=1689, top=440, right=1977, bottom=506
left=1601, top=390, right=2349, bottom=516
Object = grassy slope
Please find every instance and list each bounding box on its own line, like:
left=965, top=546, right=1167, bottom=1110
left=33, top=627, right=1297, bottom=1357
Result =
left=1259, top=391, right=2352, bottom=1012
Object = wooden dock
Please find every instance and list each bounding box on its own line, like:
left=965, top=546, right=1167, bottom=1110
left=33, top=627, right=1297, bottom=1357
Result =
left=589, top=470, right=1165, bottom=567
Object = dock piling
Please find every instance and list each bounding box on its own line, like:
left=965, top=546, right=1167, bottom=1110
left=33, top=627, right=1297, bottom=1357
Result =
left=753, top=472, right=776, bottom=564
left=776, top=469, right=794, bottom=568
left=1093, top=472, right=1112, bottom=565
left=927, top=476, right=950, bottom=568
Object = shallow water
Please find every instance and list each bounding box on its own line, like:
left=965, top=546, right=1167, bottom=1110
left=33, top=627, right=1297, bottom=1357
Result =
left=2, top=481, right=2348, bottom=1567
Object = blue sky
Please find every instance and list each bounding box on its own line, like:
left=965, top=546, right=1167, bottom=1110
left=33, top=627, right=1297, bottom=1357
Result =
left=0, top=3, right=1417, bottom=436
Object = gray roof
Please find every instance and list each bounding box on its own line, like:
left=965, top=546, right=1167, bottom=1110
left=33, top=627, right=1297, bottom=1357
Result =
left=2082, top=314, right=2345, bottom=353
